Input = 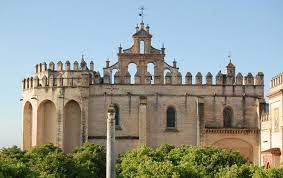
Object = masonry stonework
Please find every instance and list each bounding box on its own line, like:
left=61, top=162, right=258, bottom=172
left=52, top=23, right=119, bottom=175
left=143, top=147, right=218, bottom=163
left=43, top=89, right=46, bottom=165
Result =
left=22, top=22, right=264, bottom=164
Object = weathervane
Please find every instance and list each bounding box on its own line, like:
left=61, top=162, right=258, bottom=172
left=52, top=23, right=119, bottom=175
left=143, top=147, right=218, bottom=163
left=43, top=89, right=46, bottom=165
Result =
left=228, top=49, right=232, bottom=63
left=138, top=6, right=145, bottom=22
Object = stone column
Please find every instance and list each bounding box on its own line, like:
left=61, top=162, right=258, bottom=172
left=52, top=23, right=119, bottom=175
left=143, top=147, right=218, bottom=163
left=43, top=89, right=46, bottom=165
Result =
left=139, top=96, right=148, bottom=146
left=106, top=104, right=116, bottom=178
left=56, top=88, right=64, bottom=149
left=80, top=89, right=89, bottom=143
left=196, top=98, right=200, bottom=145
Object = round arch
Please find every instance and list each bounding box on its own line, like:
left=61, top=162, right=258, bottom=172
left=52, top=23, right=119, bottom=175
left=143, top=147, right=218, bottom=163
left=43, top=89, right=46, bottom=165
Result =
left=212, top=138, right=253, bottom=162
left=23, top=101, right=32, bottom=150
left=64, top=100, right=81, bottom=153
left=37, top=100, right=57, bottom=145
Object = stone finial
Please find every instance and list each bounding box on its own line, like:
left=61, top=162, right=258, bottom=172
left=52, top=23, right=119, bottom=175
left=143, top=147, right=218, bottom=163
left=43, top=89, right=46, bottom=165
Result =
left=195, top=72, right=202, bottom=85
left=255, top=72, right=264, bottom=85
left=245, top=73, right=254, bottom=85
left=65, top=61, right=71, bottom=71
left=216, top=71, right=223, bottom=85
left=165, top=72, right=172, bottom=84
left=26, top=78, right=30, bottom=89
left=146, top=24, right=150, bottom=32
left=74, top=61, right=79, bottom=71
left=42, top=62, right=47, bottom=71
left=35, top=64, right=39, bottom=73
left=118, top=45, right=122, bottom=54
left=185, top=72, right=192, bottom=85
left=90, top=61, right=94, bottom=71
left=57, top=61, right=63, bottom=71
left=236, top=72, right=243, bottom=85
left=22, top=79, right=26, bottom=90
left=173, top=59, right=177, bottom=68
left=49, top=62, right=55, bottom=71
left=206, top=72, right=213, bottom=85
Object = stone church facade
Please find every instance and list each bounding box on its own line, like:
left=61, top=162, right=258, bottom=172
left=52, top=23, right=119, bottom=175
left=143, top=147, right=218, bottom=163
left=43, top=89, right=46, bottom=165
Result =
left=261, top=73, right=283, bottom=168
left=22, top=22, right=265, bottom=164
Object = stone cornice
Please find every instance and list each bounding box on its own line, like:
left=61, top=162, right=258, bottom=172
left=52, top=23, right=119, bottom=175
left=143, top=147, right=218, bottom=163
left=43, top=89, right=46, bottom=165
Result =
left=118, top=53, right=165, bottom=59
left=205, top=128, right=259, bottom=135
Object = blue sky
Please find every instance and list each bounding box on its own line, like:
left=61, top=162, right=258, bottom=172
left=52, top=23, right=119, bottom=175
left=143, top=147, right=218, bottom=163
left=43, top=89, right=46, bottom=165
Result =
left=0, top=0, right=282, bottom=147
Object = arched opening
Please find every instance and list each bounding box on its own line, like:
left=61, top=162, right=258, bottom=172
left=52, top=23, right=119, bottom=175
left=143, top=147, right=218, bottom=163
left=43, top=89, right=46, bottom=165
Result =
left=37, top=100, right=56, bottom=145
left=164, top=69, right=171, bottom=84
left=111, top=69, right=118, bottom=84
left=64, top=100, right=81, bottom=153
left=128, top=63, right=138, bottom=84
left=23, top=101, right=32, bottom=150
left=140, top=40, right=145, bottom=54
left=147, top=63, right=155, bottom=84
left=113, top=104, right=120, bottom=126
left=223, top=106, right=233, bottom=128
left=166, top=106, right=176, bottom=128
left=213, top=138, right=253, bottom=162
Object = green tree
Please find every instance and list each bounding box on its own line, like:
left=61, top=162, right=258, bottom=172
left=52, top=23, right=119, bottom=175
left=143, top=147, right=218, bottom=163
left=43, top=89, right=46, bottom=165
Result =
left=26, top=143, right=76, bottom=177
left=0, top=146, right=34, bottom=178
left=116, top=144, right=247, bottom=178
left=71, top=142, right=106, bottom=178
left=216, top=164, right=267, bottom=178
left=267, top=167, right=283, bottom=178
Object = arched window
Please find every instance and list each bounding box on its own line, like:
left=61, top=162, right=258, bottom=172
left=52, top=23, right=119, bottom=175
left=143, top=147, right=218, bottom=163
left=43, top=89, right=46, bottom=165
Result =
left=113, top=104, right=120, bottom=126
left=223, top=107, right=233, bottom=128
left=140, top=40, right=145, bottom=54
left=166, top=107, right=176, bottom=128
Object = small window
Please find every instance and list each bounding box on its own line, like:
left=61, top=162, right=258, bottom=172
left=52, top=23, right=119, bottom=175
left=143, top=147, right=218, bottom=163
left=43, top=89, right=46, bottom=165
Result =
left=223, top=107, right=233, bottom=128
left=166, top=107, right=176, bottom=128
left=140, top=41, right=145, bottom=54
left=113, top=104, right=120, bottom=126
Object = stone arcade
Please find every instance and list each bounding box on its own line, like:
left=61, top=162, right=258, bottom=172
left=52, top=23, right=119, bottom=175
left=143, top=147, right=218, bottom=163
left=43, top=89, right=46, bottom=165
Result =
left=22, top=21, right=265, bottom=164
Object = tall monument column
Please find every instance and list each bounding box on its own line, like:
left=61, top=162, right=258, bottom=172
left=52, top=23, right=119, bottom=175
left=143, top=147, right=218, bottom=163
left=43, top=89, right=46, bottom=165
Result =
left=106, top=104, right=116, bottom=178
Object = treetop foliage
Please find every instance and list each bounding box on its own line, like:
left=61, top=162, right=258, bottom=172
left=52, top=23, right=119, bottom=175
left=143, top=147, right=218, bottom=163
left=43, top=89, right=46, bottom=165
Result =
left=0, top=143, right=283, bottom=178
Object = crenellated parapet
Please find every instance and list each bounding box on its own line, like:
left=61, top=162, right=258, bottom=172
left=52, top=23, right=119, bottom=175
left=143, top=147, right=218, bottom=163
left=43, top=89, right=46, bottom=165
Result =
left=271, top=72, right=283, bottom=88
left=22, top=58, right=98, bottom=90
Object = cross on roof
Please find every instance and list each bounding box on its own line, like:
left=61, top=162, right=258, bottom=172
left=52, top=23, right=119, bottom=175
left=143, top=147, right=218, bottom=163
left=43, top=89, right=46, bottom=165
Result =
left=138, top=6, right=145, bottom=23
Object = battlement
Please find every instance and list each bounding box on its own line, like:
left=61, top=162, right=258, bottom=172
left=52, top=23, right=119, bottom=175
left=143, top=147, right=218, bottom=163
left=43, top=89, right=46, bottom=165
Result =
left=22, top=59, right=97, bottom=90
left=34, top=59, right=94, bottom=73
left=271, top=73, right=283, bottom=88
left=22, top=60, right=264, bottom=91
